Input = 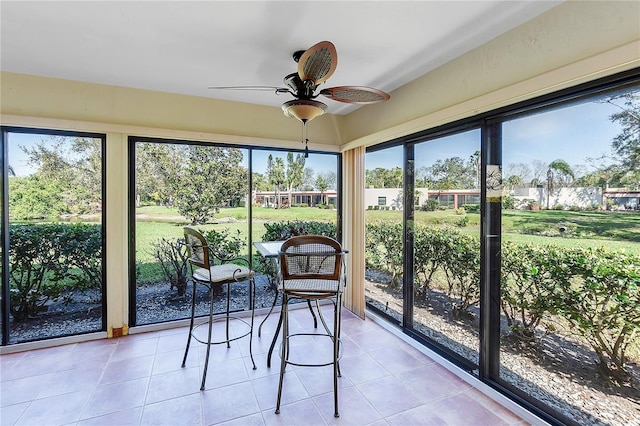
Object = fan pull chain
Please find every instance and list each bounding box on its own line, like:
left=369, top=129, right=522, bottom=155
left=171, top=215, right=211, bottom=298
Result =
left=302, top=121, right=309, bottom=158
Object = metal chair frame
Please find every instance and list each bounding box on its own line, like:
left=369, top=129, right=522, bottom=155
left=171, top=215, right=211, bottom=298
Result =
left=181, top=227, right=256, bottom=390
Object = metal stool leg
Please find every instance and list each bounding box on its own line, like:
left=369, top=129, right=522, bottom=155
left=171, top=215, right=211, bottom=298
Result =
left=258, top=288, right=278, bottom=337
left=248, top=277, right=257, bottom=370
left=201, top=285, right=215, bottom=391
left=333, top=296, right=341, bottom=417
left=275, top=294, right=289, bottom=414
left=307, top=299, right=318, bottom=328
left=225, top=283, right=231, bottom=349
left=267, top=309, right=283, bottom=368
left=182, top=280, right=197, bottom=368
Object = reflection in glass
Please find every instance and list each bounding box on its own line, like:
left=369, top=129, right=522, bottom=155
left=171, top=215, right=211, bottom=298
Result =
left=499, top=89, right=640, bottom=425
left=412, top=130, right=481, bottom=367
left=364, top=146, right=404, bottom=322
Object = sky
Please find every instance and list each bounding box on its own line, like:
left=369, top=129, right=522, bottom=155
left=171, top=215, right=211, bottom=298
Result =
left=366, top=99, right=624, bottom=177
left=4, top=98, right=627, bottom=179
left=6, top=134, right=339, bottom=177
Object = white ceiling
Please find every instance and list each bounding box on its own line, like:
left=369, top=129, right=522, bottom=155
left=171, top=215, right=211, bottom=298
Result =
left=1, top=1, right=562, bottom=115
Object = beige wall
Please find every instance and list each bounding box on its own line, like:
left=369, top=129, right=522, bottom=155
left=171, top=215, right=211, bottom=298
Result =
left=1, top=0, right=639, bottom=336
left=0, top=72, right=344, bottom=149
left=341, top=0, right=640, bottom=148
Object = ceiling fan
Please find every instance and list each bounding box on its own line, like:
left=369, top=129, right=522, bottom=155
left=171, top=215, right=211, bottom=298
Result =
left=209, top=41, right=390, bottom=156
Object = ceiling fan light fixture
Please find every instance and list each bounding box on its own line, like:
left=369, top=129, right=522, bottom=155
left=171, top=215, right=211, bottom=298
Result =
left=281, top=99, right=327, bottom=122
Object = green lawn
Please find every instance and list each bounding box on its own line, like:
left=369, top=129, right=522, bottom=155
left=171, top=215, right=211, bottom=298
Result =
left=135, top=205, right=339, bottom=263
left=136, top=206, right=640, bottom=258
left=136, top=205, right=337, bottom=222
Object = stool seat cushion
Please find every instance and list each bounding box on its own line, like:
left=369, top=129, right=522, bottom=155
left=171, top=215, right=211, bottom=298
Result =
left=281, top=278, right=343, bottom=294
left=193, top=264, right=253, bottom=283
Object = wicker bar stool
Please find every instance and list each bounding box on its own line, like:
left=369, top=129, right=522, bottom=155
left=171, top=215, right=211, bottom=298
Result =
left=274, top=235, right=346, bottom=418
left=181, top=227, right=256, bottom=391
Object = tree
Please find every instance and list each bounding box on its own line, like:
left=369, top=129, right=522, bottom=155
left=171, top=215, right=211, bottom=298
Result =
left=301, top=167, right=316, bottom=190
left=365, top=167, right=403, bottom=188
left=607, top=92, right=640, bottom=173
left=135, top=143, right=171, bottom=206
left=529, top=160, right=548, bottom=187
left=251, top=172, right=270, bottom=192
left=315, top=175, right=329, bottom=205
left=266, top=154, right=285, bottom=208
left=9, top=176, right=68, bottom=220
left=505, top=175, right=523, bottom=191
left=155, top=145, right=246, bottom=224
left=316, top=170, right=337, bottom=190
left=285, top=152, right=305, bottom=207
left=428, top=157, right=475, bottom=189
left=547, top=159, right=575, bottom=192
left=503, top=162, right=533, bottom=188
left=20, top=136, right=102, bottom=214
left=469, top=150, right=481, bottom=189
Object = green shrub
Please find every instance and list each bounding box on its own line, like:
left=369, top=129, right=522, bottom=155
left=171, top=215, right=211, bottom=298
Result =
left=365, top=221, right=404, bottom=287
left=150, top=237, right=189, bottom=297
left=413, top=226, right=454, bottom=299
left=455, top=216, right=469, bottom=228
left=440, top=230, right=480, bottom=316
left=549, top=247, right=640, bottom=379
left=259, top=220, right=337, bottom=288
left=421, top=199, right=439, bottom=211
left=9, top=223, right=102, bottom=320
left=501, top=243, right=560, bottom=337
left=261, top=220, right=336, bottom=242
left=200, top=227, right=246, bottom=261
left=454, top=207, right=466, bottom=215
left=501, top=197, right=515, bottom=210
left=462, top=204, right=480, bottom=213
left=365, top=218, right=640, bottom=381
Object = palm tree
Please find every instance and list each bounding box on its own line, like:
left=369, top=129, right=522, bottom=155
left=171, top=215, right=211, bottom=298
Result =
left=547, top=159, right=575, bottom=208
left=8, top=165, right=16, bottom=176
left=548, top=159, right=575, bottom=191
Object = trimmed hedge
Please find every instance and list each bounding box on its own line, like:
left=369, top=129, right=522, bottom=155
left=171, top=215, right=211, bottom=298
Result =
left=366, top=221, right=640, bottom=378
left=258, top=220, right=337, bottom=288
left=9, top=223, right=102, bottom=320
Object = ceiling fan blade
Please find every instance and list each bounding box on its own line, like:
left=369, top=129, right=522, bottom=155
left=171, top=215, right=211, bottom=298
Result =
left=298, top=41, right=337, bottom=85
left=320, top=86, right=390, bottom=104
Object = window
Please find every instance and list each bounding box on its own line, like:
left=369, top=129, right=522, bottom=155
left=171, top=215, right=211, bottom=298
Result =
left=1, top=128, right=106, bottom=345
left=377, top=197, right=386, bottom=206
left=130, top=139, right=250, bottom=326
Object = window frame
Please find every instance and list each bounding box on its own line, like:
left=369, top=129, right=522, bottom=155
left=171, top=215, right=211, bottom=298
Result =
left=127, top=136, right=342, bottom=327
left=0, top=126, right=107, bottom=346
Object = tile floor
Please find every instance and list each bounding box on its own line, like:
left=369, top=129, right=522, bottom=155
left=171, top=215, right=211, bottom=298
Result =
left=1, top=306, right=529, bottom=425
